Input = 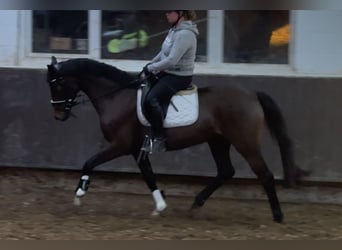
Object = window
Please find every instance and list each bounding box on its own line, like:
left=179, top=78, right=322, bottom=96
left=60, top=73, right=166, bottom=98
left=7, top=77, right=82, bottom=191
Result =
left=101, top=11, right=207, bottom=61
left=29, top=10, right=289, bottom=67
left=224, top=10, right=289, bottom=64
left=32, top=10, right=88, bottom=54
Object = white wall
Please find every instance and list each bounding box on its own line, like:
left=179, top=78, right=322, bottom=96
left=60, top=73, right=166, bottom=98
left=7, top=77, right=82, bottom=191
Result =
left=1, top=10, right=342, bottom=77
left=291, top=10, right=342, bottom=75
left=0, top=11, right=19, bottom=66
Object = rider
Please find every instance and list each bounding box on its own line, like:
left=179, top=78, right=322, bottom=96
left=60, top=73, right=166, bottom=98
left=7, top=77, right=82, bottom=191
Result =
left=142, top=10, right=199, bottom=152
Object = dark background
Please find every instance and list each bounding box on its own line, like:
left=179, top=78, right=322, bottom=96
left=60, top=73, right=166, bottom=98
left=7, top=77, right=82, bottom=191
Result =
left=1, top=67, right=341, bottom=183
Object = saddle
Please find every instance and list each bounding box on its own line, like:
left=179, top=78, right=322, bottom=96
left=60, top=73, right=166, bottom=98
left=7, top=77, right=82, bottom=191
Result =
left=137, top=81, right=199, bottom=128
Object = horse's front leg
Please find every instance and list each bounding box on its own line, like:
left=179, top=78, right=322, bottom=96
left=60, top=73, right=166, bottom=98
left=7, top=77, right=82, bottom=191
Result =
left=133, top=152, right=167, bottom=216
left=74, top=145, right=120, bottom=205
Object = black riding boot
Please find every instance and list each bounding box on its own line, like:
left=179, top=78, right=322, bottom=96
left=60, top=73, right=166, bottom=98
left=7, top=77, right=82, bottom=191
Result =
left=146, top=98, right=166, bottom=153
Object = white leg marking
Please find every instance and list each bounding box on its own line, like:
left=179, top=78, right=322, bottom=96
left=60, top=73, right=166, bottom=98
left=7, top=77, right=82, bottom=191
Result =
left=73, top=175, right=89, bottom=206
left=152, top=189, right=167, bottom=213
left=81, top=175, right=89, bottom=181
left=76, top=188, right=86, bottom=197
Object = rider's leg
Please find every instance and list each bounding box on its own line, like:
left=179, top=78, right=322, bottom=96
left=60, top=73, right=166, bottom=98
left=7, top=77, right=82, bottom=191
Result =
left=144, top=73, right=192, bottom=152
left=144, top=96, right=167, bottom=152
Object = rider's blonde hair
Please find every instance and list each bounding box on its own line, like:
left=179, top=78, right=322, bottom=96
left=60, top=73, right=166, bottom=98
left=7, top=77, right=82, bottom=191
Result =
left=178, top=10, right=197, bottom=21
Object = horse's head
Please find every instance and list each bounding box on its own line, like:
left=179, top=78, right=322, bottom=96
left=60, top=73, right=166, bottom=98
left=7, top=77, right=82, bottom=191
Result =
left=47, top=56, right=80, bottom=121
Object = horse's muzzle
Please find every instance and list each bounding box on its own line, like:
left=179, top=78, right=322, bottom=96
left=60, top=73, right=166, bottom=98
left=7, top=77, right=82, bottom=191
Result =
left=54, top=110, right=70, bottom=121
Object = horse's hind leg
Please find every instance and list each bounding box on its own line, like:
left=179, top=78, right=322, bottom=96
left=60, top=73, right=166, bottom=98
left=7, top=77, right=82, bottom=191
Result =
left=236, top=146, right=283, bottom=223
left=192, top=136, right=235, bottom=209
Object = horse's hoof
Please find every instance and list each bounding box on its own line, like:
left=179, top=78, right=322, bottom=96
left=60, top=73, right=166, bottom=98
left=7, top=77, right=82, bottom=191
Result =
left=156, top=202, right=167, bottom=212
left=151, top=209, right=167, bottom=217
left=151, top=204, right=167, bottom=217
left=151, top=209, right=161, bottom=216
left=273, top=214, right=284, bottom=223
left=191, top=202, right=202, bottom=210
left=274, top=218, right=283, bottom=223
left=188, top=204, right=202, bottom=218
left=73, top=196, right=82, bottom=206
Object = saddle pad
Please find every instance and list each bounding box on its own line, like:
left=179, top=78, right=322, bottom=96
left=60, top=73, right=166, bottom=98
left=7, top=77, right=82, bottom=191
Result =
left=137, top=86, right=199, bottom=128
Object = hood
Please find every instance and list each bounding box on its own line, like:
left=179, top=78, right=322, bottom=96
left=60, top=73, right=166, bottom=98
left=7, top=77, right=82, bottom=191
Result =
left=176, top=20, right=199, bottom=36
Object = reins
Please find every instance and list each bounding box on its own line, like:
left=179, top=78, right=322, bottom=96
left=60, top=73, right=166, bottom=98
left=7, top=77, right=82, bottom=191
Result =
left=76, top=77, right=141, bottom=105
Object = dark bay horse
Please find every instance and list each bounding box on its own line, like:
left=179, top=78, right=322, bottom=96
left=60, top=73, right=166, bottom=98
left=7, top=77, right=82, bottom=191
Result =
left=46, top=56, right=307, bottom=222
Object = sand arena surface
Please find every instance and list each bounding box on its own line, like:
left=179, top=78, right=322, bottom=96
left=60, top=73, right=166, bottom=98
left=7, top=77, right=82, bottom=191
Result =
left=0, top=168, right=341, bottom=240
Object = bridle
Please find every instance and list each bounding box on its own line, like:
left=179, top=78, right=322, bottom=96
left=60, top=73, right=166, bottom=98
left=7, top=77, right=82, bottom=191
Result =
left=49, top=76, right=80, bottom=115
left=48, top=73, right=143, bottom=117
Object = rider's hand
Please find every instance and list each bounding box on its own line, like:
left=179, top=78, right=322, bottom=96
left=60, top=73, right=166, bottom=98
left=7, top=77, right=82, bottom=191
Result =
left=143, top=63, right=152, bottom=76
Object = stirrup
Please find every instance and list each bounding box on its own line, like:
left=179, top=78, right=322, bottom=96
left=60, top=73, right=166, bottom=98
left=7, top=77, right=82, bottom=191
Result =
left=137, top=135, right=152, bottom=163
left=139, top=135, right=166, bottom=157
left=152, top=137, right=166, bottom=153
left=140, top=138, right=166, bottom=153
left=140, top=135, right=153, bottom=154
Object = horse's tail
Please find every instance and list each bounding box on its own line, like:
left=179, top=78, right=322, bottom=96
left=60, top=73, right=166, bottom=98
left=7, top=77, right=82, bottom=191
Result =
left=256, top=91, right=309, bottom=187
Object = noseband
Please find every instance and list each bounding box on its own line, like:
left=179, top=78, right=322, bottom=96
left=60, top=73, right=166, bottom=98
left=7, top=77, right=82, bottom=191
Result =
left=49, top=76, right=80, bottom=112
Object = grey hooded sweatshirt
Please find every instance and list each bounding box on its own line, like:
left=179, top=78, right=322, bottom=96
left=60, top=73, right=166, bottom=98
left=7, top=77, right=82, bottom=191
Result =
left=147, top=20, right=199, bottom=76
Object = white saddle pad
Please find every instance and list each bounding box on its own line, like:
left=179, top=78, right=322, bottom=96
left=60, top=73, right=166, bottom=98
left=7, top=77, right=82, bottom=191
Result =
left=137, top=85, right=199, bottom=128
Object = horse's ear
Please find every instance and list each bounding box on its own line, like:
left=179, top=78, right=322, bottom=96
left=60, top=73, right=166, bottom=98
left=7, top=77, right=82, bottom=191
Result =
left=51, top=56, right=58, bottom=65
left=47, top=56, right=58, bottom=69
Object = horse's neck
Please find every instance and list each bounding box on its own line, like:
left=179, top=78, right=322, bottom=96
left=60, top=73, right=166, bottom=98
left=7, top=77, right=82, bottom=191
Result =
left=81, top=80, right=136, bottom=115
left=79, top=78, right=114, bottom=100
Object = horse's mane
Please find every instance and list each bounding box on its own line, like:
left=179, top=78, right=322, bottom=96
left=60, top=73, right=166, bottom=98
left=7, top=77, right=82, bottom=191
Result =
left=58, top=58, right=137, bottom=86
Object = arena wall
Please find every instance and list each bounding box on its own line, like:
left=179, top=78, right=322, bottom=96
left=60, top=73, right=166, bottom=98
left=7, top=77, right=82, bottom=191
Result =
left=1, top=67, right=342, bottom=184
